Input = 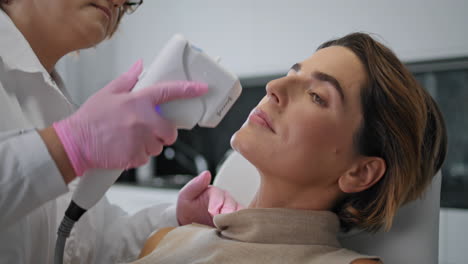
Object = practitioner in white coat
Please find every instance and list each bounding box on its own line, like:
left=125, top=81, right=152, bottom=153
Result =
left=0, top=0, right=241, bottom=263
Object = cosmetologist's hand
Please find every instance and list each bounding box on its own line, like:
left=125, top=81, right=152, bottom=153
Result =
left=52, top=60, right=208, bottom=176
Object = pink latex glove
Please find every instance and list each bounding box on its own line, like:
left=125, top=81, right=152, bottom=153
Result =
left=177, top=171, right=245, bottom=227
left=53, top=60, right=208, bottom=176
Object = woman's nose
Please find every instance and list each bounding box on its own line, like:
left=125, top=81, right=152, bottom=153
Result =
left=266, top=77, right=289, bottom=107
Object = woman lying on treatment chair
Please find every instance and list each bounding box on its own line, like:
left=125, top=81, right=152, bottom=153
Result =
left=132, top=32, right=447, bottom=264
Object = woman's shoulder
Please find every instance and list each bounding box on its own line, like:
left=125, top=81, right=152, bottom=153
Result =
left=138, top=227, right=177, bottom=258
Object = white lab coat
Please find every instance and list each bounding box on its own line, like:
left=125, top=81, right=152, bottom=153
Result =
left=0, top=10, right=178, bottom=264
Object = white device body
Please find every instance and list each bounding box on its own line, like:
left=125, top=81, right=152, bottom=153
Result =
left=72, top=35, right=242, bottom=211
left=72, top=169, right=121, bottom=210
left=132, top=34, right=242, bottom=129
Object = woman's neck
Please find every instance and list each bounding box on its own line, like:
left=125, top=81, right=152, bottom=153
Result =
left=248, top=175, right=339, bottom=211
left=5, top=5, right=69, bottom=73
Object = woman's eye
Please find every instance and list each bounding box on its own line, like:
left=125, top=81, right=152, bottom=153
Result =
left=310, top=93, right=326, bottom=106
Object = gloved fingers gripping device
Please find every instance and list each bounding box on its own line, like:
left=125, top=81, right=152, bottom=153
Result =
left=54, top=34, right=242, bottom=264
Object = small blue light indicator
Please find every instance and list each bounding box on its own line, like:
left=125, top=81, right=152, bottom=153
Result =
left=155, top=105, right=162, bottom=114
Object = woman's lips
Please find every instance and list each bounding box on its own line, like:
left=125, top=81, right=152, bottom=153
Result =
left=248, top=108, right=275, bottom=133
left=92, top=4, right=111, bottom=20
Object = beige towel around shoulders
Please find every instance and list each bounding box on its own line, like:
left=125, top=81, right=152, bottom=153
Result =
left=132, top=208, right=380, bottom=264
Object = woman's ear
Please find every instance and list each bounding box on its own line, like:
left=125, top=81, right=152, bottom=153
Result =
left=338, top=157, right=386, bottom=194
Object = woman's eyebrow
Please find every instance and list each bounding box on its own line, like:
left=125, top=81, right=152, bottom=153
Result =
left=312, top=71, right=345, bottom=102
left=289, top=63, right=345, bottom=102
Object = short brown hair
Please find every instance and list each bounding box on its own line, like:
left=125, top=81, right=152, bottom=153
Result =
left=319, top=33, right=447, bottom=232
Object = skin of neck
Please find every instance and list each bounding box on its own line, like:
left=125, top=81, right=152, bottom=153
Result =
left=4, top=4, right=77, bottom=73
left=248, top=172, right=341, bottom=211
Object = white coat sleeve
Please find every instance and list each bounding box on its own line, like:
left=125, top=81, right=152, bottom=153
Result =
left=63, top=189, right=179, bottom=264
left=0, top=129, right=68, bottom=229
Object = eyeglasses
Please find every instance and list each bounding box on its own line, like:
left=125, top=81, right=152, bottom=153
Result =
left=122, top=0, right=143, bottom=15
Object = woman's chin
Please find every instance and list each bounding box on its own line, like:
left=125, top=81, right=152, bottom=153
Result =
left=230, top=129, right=263, bottom=168
left=230, top=129, right=249, bottom=153
left=71, top=26, right=107, bottom=50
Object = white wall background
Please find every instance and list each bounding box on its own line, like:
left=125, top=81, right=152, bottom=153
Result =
left=58, top=0, right=468, bottom=104
left=112, top=0, right=468, bottom=78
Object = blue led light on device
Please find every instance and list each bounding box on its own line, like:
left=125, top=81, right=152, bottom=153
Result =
left=155, top=105, right=162, bottom=114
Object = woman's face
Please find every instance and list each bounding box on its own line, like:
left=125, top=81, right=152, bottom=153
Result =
left=23, top=0, right=125, bottom=48
left=231, top=46, right=367, bottom=189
